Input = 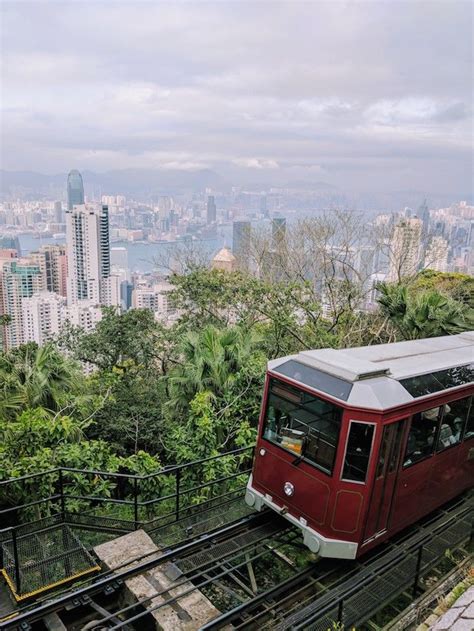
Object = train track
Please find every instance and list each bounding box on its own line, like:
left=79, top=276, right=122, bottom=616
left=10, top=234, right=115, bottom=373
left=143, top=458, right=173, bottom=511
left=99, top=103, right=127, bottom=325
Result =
left=201, top=494, right=473, bottom=631
left=0, top=511, right=290, bottom=629
left=1, top=493, right=472, bottom=630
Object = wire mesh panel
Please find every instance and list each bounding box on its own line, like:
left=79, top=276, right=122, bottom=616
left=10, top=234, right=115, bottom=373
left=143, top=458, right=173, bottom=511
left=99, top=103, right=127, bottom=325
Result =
left=1, top=524, right=100, bottom=600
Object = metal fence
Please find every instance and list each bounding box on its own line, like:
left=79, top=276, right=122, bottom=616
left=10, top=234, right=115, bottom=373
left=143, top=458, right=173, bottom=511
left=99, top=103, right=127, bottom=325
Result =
left=0, top=446, right=254, bottom=599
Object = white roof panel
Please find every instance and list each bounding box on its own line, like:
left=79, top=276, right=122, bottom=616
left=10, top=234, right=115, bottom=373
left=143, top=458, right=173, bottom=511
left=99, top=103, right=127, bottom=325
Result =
left=267, top=332, right=474, bottom=411
left=294, top=333, right=473, bottom=381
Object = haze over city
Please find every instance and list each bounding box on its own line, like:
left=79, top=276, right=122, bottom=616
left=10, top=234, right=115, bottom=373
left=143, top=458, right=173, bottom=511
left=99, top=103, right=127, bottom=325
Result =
left=1, top=1, right=473, bottom=198
left=0, top=3, right=473, bottom=628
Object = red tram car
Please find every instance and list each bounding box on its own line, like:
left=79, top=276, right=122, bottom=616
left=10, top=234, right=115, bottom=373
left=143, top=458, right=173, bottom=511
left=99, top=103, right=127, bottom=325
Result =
left=245, top=332, right=474, bottom=559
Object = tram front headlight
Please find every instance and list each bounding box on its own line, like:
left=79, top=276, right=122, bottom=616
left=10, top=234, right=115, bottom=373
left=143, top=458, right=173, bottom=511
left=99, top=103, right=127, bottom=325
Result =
left=283, top=481, right=294, bottom=497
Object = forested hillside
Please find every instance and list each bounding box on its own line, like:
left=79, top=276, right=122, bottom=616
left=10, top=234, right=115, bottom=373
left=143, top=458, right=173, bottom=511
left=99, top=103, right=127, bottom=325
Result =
left=1, top=264, right=473, bottom=491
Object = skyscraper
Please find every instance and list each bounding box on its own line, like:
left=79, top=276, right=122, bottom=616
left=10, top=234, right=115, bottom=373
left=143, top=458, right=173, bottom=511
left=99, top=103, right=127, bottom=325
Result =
left=30, top=245, right=67, bottom=296
left=388, top=218, right=422, bottom=281
left=272, top=217, right=286, bottom=248
left=65, top=203, right=119, bottom=306
left=0, top=258, right=44, bottom=349
left=418, top=199, right=430, bottom=239
left=54, top=201, right=63, bottom=223
left=232, top=220, right=251, bottom=269
left=22, top=291, right=66, bottom=346
left=207, top=196, right=217, bottom=224
left=67, top=169, right=85, bottom=211
left=424, top=236, right=448, bottom=272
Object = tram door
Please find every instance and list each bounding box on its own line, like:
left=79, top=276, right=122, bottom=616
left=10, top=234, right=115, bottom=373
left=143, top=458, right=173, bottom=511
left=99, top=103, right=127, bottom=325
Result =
left=363, top=420, right=405, bottom=542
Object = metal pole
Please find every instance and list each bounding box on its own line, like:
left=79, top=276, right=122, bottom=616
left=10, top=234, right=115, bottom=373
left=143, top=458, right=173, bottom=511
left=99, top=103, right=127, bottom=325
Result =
left=59, top=469, right=65, bottom=522
left=175, top=469, right=181, bottom=522
left=12, top=528, right=21, bottom=596
left=412, top=544, right=423, bottom=598
left=337, top=598, right=344, bottom=624
left=0, top=530, right=5, bottom=568
left=133, top=478, right=139, bottom=530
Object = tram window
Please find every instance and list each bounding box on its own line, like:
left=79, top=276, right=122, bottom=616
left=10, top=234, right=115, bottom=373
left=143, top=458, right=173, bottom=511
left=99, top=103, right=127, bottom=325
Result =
left=436, top=397, right=471, bottom=451
left=389, top=422, right=405, bottom=472
left=400, top=363, right=474, bottom=397
left=342, top=422, right=375, bottom=483
left=403, top=407, right=443, bottom=467
left=262, top=379, right=342, bottom=475
left=376, top=428, right=391, bottom=478
left=465, top=398, right=474, bottom=440
left=272, top=360, right=353, bottom=401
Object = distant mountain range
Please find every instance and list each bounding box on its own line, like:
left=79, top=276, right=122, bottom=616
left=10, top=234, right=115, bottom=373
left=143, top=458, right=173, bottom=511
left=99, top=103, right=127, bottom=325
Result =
left=0, top=169, right=469, bottom=211
left=0, top=168, right=228, bottom=200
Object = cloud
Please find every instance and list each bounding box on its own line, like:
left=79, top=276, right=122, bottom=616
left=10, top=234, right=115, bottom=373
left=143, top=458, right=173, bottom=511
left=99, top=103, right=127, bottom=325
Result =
left=0, top=0, right=472, bottom=195
left=232, top=158, right=279, bottom=170
left=365, top=98, right=470, bottom=126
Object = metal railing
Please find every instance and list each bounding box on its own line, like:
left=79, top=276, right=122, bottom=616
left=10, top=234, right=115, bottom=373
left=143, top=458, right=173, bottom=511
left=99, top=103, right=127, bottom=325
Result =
left=0, top=446, right=254, bottom=598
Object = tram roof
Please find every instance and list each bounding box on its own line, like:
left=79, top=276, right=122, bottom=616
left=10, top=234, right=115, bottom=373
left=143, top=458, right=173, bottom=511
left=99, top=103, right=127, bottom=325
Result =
left=268, top=332, right=474, bottom=410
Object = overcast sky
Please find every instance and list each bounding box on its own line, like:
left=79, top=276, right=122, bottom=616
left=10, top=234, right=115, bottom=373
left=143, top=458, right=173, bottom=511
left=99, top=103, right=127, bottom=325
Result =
left=1, top=1, right=472, bottom=193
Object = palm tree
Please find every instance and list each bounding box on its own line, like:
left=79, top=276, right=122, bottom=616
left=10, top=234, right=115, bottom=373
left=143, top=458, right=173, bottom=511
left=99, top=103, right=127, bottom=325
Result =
left=376, top=282, right=473, bottom=340
left=167, top=325, right=261, bottom=412
left=0, top=343, right=80, bottom=417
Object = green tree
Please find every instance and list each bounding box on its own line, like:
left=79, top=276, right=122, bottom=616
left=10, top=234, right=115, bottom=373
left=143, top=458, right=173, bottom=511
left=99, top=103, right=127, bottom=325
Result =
left=0, top=343, right=82, bottom=418
left=85, top=366, right=166, bottom=455
left=165, top=391, right=256, bottom=507
left=410, top=269, right=474, bottom=308
left=376, top=282, right=473, bottom=339
left=58, top=308, right=163, bottom=372
left=170, top=268, right=334, bottom=357
left=167, top=325, right=265, bottom=415
left=57, top=308, right=182, bottom=455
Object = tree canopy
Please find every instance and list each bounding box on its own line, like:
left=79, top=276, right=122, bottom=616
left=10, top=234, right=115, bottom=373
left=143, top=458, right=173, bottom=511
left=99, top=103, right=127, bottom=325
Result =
left=1, top=260, right=472, bottom=519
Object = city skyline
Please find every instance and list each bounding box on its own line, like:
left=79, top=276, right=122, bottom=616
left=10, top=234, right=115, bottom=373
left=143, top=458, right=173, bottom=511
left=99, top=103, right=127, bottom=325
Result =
left=0, top=165, right=472, bottom=350
left=1, top=1, right=472, bottom=195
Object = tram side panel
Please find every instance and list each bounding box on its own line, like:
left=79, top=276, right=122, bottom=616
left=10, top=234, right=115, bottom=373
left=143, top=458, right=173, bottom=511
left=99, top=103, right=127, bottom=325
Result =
left=386, top=393, right=474, bottom=537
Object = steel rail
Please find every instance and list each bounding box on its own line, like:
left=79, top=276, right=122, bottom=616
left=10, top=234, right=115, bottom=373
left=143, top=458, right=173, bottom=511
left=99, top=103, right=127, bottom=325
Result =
left=201, top=494, right=473, bottom=630
left=200, top=559, right=343, bottom=631
left=4, top=498, right=252, bottom=619
left=102, top=528, right=300, bottom=630
left=0, top=511, right=269, bottom=629
left=289, top=501, right=473, bottom=630
left=79, top=522, right=296, bottom=629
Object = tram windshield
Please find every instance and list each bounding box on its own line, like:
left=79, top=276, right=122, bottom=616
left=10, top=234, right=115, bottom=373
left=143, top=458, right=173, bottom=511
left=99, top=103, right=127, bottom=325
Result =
left=262, top=378, right=343, bottom=475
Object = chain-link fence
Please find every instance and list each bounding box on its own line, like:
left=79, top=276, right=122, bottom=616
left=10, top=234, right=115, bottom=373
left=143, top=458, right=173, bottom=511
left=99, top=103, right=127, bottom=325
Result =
left=0, top=446, right=254, bottom=599
left=0, top=523, right=100, bottom=599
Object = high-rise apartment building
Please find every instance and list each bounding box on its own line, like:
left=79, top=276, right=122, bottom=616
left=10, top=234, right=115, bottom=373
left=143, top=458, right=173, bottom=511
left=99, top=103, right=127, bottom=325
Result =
left=207, top=196, right=217, bottom=224
left=63, top=302, right=103, bottom=332
left=22, top=291, right=66, bottom=346
left=54, top=201, right=63, bottom=224
left=232, top=221, right=251, bottom=268
left=30, top=245, right=67, bottom=297
left=67, top=169, right=85, bottom=211
left=0, top=258, right=44, bottom=349
left=65, top=203, right=119, bottom=306
left=131, top=281, right=175, bottom=321
left=388, top=218, right=422, bottom=281
left=272, top=217, right=286, bottom=248
left=425, top=236, right=448, bottom=272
